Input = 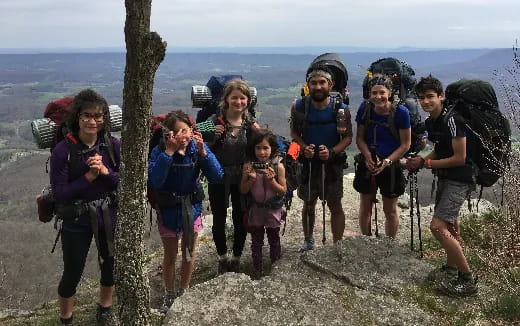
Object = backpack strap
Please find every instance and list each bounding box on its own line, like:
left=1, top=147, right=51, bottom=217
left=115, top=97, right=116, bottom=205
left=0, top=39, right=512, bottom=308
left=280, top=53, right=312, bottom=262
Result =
left=363, top=101, right=400, bottom=145
left=65, top=132, right=118, bottom=181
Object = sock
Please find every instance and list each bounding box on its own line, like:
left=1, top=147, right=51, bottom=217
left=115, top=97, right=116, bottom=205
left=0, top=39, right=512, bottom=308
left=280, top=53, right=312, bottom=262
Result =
left=97, top=303, right=111, bottom=313
left=443, top=264, right=457, bottom=272
left=60, top=316, right=73, bottom=325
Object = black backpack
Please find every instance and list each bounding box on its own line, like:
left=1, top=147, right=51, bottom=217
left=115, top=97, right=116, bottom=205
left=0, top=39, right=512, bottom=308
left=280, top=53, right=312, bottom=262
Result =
left=444, top=79, right=511, bottom=187
left=303, top=53, right=349, bottom=105
left=194, top=75, right=257, bottom=123
left=362, top=58, right=426, bottom=155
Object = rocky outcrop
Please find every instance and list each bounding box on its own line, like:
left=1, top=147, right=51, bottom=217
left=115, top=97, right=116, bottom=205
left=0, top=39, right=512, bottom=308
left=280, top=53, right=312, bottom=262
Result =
left=157, top=174, right=498, bottom=325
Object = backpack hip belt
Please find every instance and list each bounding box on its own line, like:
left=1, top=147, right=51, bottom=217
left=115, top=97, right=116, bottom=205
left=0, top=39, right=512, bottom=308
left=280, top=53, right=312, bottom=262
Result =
left=251, top=195, right=285, bottom=209
left=55, top=191, right=117, bottom=221
left=154, top=185, right=205, bottom=209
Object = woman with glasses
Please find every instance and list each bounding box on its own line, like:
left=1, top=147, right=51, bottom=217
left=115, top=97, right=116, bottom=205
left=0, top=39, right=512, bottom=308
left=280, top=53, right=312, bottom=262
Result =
left=50, top=89, right=121, bottom=326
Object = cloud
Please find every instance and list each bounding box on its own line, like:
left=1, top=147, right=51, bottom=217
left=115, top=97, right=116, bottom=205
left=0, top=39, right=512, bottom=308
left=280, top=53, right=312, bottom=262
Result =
left=1, top=0, right=520, bottom=48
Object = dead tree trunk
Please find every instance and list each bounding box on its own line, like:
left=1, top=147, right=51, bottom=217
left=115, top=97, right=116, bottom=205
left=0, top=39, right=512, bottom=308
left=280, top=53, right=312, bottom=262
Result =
left=115, top=0, right=165, bottom=324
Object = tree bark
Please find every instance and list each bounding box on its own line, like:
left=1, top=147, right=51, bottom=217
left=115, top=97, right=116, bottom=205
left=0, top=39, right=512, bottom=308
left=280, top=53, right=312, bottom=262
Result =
left=115, top=1, right=165, bottom=325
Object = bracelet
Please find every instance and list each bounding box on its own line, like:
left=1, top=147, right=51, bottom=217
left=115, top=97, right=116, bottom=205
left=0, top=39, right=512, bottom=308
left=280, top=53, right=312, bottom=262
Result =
left=424, top=159, right=432, bottom=169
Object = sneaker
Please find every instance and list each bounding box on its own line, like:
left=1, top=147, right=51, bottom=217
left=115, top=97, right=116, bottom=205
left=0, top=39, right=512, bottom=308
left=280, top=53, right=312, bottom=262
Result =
left=440, top=264, right=458, bottom=283
left=334, top=241, right=343, bottom=261
left=251, top=268, right=263, bottom=280
left=299, top=238, right=314, bottom=252
left=96, top=304, right=118, bottom=326
left=440, top=274, right=478, bottom=297
left=217, top=258, right=229, bottom=274
left=159, top=290, right=177, bottom=314
left=228, top=258, right=240, bottom=273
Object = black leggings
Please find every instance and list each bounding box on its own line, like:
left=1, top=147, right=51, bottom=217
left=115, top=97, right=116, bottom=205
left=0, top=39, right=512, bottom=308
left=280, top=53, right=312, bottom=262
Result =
left=58, top=229, right=114, bottom=298
left=208, top=183, right=246, bottom=257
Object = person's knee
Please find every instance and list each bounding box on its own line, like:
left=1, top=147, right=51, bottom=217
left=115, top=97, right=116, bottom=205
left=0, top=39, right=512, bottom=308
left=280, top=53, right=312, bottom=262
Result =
left=430, top=218, right=446, bottom=234
left=382, top=205, right=397, bottom=217
left=58, top=273, right=81, bottom=298
left=327, top=200, right=344, bottom=216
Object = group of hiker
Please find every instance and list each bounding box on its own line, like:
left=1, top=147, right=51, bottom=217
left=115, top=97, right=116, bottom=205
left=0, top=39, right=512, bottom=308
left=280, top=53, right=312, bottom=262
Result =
left=44, top=55, right=505, bottom=325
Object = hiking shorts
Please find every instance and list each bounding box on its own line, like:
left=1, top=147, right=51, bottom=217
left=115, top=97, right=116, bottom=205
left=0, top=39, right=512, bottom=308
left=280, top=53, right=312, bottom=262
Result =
left=297, top=161, right=343, bottom=202
left=434, top=179, right=474, bottom=224
left=353, top=159, right=406, bottom=199
left=158, top=215, right=203, bottom=238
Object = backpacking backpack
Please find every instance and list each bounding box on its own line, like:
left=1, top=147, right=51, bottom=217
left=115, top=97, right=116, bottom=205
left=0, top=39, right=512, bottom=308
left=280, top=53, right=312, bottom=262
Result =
left=362, top=57, right=426, bottom=155
left=274, top=135, right=301, bottom=210
left=37, top=132, right=118, bottom=223
left=31, top=97, right=123, bottom=152
left=292, top=95, right=349, bottom=138
left=303, top=53, right=349, bottom=105
left=31, top=97, right=74, bottom=151
left=444, top=79, right=511, bottom=187
left=193, top=75, right=258, bottom=123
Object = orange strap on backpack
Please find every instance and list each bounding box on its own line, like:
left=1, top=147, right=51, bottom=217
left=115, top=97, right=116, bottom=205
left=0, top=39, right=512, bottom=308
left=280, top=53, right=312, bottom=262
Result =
left=287, top=142, right=300, bottom=160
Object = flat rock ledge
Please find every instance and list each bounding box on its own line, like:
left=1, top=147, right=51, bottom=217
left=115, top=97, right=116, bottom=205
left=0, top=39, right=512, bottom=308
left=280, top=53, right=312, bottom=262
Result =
left=163, top=236, right=437, bottom=326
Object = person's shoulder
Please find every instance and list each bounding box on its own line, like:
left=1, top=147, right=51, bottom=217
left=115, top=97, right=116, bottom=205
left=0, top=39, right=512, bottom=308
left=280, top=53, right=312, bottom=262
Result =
left=51, top=138, right=72, bottom=158
left=396, top=104, right=410, bottom=114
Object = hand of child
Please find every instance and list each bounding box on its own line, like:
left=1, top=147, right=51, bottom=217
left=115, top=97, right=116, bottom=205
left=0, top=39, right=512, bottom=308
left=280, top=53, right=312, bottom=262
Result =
left=247, top=166, right=257, bottom=181
left=85, top=155, right=102, bottom=181
left=406, top=156, right=424, bottom=172
left=265, top=167, right=276, bottom=183
left=192, top=130, right=207, bottom=156
left=164, top=130, right=181, bottom=155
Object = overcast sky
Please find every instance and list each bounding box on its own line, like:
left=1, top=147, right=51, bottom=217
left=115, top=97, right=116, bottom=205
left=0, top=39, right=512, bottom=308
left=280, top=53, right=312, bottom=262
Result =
left=1, top=0, right=519, bottom=50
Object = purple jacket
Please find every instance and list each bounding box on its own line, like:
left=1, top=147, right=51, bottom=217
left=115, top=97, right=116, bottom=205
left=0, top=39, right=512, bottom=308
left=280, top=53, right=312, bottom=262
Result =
left=50, top=134, right=121, bottom=231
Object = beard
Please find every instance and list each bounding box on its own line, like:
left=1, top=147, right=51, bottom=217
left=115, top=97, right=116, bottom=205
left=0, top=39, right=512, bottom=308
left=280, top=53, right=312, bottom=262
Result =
left=310, top=89, right=330, bottom=102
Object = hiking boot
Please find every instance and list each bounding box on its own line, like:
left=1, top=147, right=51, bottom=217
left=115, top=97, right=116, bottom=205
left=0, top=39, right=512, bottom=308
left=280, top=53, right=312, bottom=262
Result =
left=440, top=264, right=458, bottom=283
left=228, top=258, right=240, bottom=273
left=299, top=238, right=314, bottom=252
left=59, top=316, right=73, bottom=326
left=440, top=274, right=478, bottom=297
left=217, top=258, right=229, bottom=275
left=159, top=289, right=178, bottom=314
left=334, top=241, right=343, bottom=261
left=96, top=304, right=118, bottom=326
left=251, top=268, right=263, bottom=280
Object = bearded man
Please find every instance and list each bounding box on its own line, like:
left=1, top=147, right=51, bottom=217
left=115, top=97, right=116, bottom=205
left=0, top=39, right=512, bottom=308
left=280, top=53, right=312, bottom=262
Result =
left=290, top=68, right=352, bottom=251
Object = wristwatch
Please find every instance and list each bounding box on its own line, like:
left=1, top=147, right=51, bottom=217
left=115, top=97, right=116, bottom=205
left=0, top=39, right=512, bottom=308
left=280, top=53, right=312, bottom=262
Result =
left=384, top=158, right=392, bottom=166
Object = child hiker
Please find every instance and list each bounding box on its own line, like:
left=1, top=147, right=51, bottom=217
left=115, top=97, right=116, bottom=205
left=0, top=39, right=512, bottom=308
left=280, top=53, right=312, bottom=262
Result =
left=148, top=110, right=223, bottom=313
left=240, top=129, right=287, bottom=278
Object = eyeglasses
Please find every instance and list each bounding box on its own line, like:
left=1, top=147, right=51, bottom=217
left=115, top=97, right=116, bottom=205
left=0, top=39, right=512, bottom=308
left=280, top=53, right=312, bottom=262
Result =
left=79, top=112, right=105, bottom=123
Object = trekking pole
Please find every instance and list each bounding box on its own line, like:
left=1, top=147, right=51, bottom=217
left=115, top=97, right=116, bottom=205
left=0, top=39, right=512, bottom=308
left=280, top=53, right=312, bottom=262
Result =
left=370, top=145, right=379, bottom=237
left=321, top=161, right=326, bottom=245
left=414, top=172, right=423, bottom=258
left=306, top=158, right=312, bottom=240
left=409, top=171, right=414, bottom=251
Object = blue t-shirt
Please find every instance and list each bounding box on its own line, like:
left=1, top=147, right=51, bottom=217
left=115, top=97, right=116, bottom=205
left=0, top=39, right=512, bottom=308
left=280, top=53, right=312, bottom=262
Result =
left=355, top=102, right=411, bottom=158
left=295, top=98, right=344, bottom=153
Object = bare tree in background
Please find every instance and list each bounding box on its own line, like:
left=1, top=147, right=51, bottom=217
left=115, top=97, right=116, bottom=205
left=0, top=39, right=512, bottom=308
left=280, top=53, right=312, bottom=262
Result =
left=115, top=0, right=165, bottom=324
